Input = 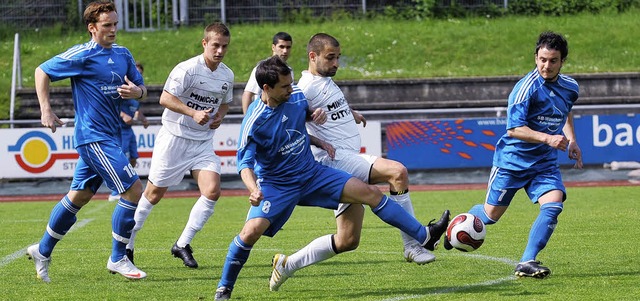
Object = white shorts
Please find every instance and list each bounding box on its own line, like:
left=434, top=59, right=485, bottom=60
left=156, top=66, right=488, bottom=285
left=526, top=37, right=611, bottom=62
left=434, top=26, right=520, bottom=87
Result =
left=148, top=127, right=221, bottom=187
left=316, top=149, right=377, bottom=217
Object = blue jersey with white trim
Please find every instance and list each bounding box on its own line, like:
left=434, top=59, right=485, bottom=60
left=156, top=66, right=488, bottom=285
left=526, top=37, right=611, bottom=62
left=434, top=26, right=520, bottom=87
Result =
left=494, top=69, right=579, bottom=171
left=39, top=41, right=143, bottom=147
left=237, top=86, right=317, bottom=185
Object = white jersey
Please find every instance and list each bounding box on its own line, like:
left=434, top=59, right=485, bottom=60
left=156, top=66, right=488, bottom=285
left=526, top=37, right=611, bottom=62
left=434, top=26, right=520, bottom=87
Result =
left=162, top=54, right=234, bottom=141
left=244, top=62, right=294, bottom=100
left=298, top=70, right=361, bottom=157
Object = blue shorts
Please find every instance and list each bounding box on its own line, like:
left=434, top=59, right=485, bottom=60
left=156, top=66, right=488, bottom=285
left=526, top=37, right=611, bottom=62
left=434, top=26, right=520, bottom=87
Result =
left=247, top=164, right=352, bottom=237
left=121, top=128, right=138, bottom=160
left=71, top=140, right=140, bottom=194
left=485, top=166, right=566, bottom=206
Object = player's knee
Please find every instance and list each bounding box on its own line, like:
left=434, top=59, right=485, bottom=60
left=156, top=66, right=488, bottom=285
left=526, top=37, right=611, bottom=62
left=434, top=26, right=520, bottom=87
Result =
left=334, top=236, right=360, bottom=253
left=202, top=189, right=221, bottom=201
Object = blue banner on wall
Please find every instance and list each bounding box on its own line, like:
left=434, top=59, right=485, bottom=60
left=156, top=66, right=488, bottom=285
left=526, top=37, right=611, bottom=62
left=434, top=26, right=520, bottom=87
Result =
left=386, top=114, right=640, bottom=170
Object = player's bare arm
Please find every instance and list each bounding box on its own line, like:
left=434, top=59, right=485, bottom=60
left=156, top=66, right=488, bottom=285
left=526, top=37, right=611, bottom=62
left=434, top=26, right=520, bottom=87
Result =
left=240, top=168, right=263, bottom=206
left=309, top=135, right=335, bottom=160
left=507, top=125, right=569, bottom=151
left=117, top=75, right=147, bottom=100
left=209, top=103, right=229, bottom=129
left=352, top=109, right=367, bottom=127
left=159, top=90, right=212, bottom=125
left=562, top=113, right=583, bottom=168
left=35, top=67, right=64, bottom=133
left=241, top=91, right=255, bottom=114
left=308, top=107, right=327, bottom=125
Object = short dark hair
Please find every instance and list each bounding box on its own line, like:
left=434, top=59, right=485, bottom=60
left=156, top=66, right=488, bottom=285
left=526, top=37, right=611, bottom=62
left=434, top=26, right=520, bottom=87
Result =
left=535, top=31, right=568, bottom=61
left=83, top=0, right=116, bottom=26
left=307, top=33, right=339, bottom=54
left=272, top=32, right=292, bottom=45
left=255, top=56, right=291, bottom=89
left=204, top=22, right=230, bottom=41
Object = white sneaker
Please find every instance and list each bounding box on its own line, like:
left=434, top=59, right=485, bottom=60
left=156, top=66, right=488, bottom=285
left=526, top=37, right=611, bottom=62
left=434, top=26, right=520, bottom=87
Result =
left=26, top=244, right=51, bottom=283
left=108, top=194, right=120, bottom=202
left=404, top=243, right=436, bottom=265
left=269, top=253, right=291, bottom=291
left=107, top=256, right=147, bottom=279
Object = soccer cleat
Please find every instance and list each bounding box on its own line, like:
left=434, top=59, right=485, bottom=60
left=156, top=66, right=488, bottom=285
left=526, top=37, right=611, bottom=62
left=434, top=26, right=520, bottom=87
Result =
left=514, top=260, right=551, bottom=279
left=26, top=244, right=51, bottom=283
left=214, top=286, right=232, bottom=300
left=404, top=243, right=436, bottom=265
left=126, top=248, right=135, bottom=264
left=108, top=194, right=120, bottom=202
left=269, top=253, right=291, bottom=291
left=422, top=209, right=450, bottom=251
left=443, top=234, right=453, bottom=250
left=107, top=256, right=147, bottom=280
left=171, top=242, right=198, bottom=268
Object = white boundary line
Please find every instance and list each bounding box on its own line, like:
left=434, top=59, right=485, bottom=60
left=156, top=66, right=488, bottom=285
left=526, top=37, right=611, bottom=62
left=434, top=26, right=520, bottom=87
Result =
left=0, top=201, right=110, bottom=268
left=378, top=253, right=518, bottom=301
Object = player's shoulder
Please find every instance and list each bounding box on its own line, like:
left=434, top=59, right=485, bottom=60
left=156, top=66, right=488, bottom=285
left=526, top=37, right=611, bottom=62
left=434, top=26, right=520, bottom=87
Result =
left=557, top=73, right=579, bottom=91
left=56, top=40, right=101, bottom=60
left=216, top=62, right=235, bottom=79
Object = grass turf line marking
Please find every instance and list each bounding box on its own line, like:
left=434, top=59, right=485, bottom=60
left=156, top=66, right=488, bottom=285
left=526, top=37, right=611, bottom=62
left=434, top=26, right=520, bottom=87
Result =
left=1, top=201, right=110, bottom=268
left=379, top=253, right=518, bottom=301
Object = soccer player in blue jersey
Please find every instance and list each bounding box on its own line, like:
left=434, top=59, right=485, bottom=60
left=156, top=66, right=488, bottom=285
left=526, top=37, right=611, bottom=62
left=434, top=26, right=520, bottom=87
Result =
left=445, top=31, right=583, bottom=279
left=27, top=0, right=148, bottom=282
left=214, top=56, right=447, bottom=300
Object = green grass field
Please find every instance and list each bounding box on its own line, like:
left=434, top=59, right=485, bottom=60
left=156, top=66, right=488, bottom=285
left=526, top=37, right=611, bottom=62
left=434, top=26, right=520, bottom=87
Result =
left=1, top=186, right=639, bottom=300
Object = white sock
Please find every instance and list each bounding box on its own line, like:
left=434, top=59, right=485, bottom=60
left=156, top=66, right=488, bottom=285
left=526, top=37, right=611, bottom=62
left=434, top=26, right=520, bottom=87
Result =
left=392, top=193, right=418, bottom=247
left=126, top=194, right=155, bottom=250
left=286, top=234, right=336, bottom=274
left=176, top=195, right=216, bottom=247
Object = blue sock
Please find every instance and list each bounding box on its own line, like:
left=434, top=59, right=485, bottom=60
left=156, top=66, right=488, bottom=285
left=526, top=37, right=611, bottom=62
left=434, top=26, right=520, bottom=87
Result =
left=111, top=198, right=137, bottom=262
left=468, top=204, right=497, bottom=225
left=218, top=235, right=252, bottom=290
left=39, top=196, right=80, bottom=257
left=521, top=202, right=563, bottom=262
left=371, top=195, right=427, bottom=244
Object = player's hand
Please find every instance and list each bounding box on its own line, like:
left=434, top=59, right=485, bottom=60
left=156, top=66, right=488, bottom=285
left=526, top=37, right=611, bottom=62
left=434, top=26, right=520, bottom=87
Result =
left=142, top=118, right=150, bottom=128
left=41, top=111, right=65, bottom=133
left=568, top=141, right=583, bottom=169
left=209, top=112, right=223, bottom=129
left=547, top=134, right=569, bottom=151
left=117, top=76, right=143, bottom=99
left=121, top=112, right=133, bottom=125
left=353, top=110, right=367, bottom=127
left=193, top=108, right=213, bottom=125
left=319, top=140, right=336, bottom=160
left=310, top=108, right=327, bottom=125
left=248, top=189, right=264, bottom=206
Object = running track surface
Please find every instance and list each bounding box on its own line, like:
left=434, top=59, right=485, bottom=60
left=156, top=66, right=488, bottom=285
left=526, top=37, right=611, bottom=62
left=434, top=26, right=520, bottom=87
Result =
left=1, top=180, right=636, bottom=203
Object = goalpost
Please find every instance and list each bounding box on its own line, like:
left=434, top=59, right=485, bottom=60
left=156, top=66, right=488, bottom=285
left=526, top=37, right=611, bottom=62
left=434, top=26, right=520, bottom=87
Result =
left=10, top=33, right=21, bottom=129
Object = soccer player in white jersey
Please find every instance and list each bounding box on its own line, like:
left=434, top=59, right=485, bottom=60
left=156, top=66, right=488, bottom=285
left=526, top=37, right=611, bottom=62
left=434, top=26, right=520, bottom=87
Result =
left=27, top=0, right=148, bottom=281
left=241, top=32, right=293, bottom=114
left=214, top=56, right=449, bottom=301
left=267, top=33, right=450, bottom=292
left=448, top=31, right=583, bottom=279
left=124, top=22, right=234, bottom=269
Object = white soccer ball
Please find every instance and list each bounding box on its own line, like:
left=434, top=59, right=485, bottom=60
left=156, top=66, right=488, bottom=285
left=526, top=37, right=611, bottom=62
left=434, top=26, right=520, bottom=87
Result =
left=446, top=213, right=486, bottom=252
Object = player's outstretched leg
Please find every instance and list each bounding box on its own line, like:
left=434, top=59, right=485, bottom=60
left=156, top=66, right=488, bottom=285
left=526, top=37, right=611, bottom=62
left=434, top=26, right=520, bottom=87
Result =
left=514, top=260, right=551, bottom=278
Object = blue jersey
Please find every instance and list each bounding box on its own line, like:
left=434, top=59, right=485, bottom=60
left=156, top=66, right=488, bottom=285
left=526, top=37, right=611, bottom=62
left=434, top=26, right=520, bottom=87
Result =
left=238, top=86, right=317, bottom=185
left=120, top=99, right=140, bottom=130
left=39, top=40, right=143, bottom=148
left=494, top=69, right=579, bottom=171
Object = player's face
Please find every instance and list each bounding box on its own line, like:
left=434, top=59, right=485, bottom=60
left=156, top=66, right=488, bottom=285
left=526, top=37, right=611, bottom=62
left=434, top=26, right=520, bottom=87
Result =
left=89, top=11, right=118, bottom=48
left=312, top=45, right=340, bottom=77
left=272, top=40, right=292, bottom=62
left=535, top=47, right=564, bottom=82
left=266, top=73, right=294, bottom=105
left=202, top=32, right=230, bottom=70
